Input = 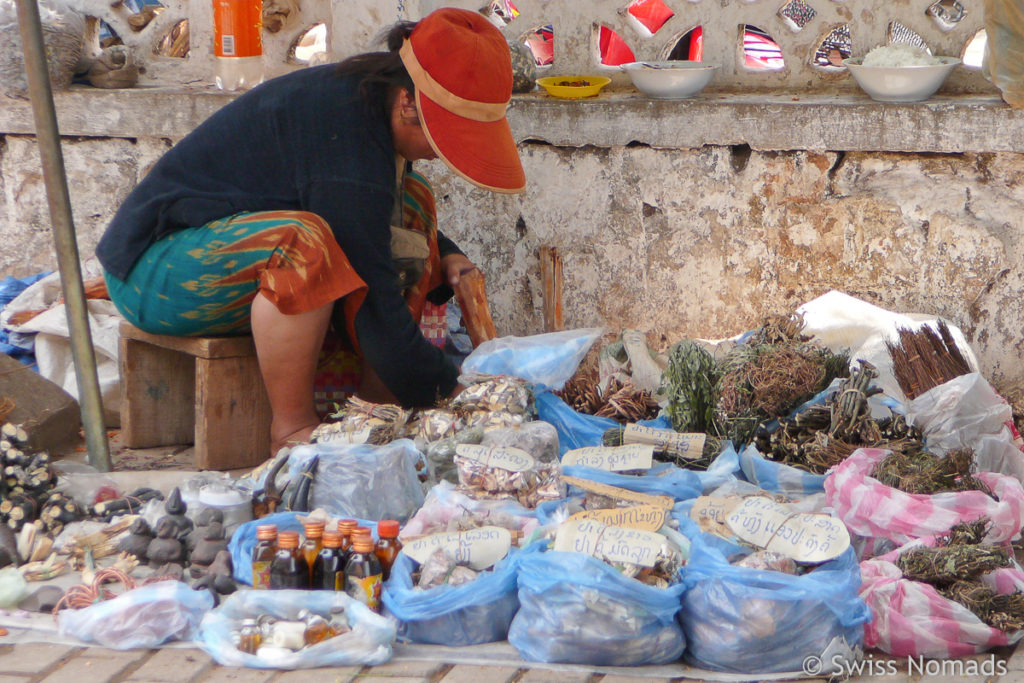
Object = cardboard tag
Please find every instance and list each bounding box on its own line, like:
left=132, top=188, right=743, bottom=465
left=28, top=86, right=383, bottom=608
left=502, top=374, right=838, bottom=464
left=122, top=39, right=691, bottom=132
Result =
left=569, top=504, right=666, bottom=531
left=561, top=476, right=673, bottom=509
left=313, top=425, right=371, bottom=445
left=622, top=424, right=705, bottom=460
left=553, top=519, right=667, bottom=567
left=725, top=497, right=850, bottom=563
left=689, top=495, right=741, bottom=537
left=403, top=526, right=512, bottom=570
left=455, top=444, right=535, bottom=472
left=562, top=444, right=654, bottom=471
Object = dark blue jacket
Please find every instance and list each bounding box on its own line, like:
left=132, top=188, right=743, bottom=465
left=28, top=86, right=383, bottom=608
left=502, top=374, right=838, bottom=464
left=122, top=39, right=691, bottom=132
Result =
left=96, top=64, right=460, bottom=405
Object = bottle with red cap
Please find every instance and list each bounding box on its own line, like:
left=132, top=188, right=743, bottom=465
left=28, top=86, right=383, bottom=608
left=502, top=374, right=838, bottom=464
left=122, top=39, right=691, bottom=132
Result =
left=375, top=520, right=402, bottom=581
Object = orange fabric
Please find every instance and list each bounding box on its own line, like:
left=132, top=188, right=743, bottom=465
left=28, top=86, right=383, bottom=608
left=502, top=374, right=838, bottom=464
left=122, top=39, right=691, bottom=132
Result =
left=401, top=8, right=525, bottom=193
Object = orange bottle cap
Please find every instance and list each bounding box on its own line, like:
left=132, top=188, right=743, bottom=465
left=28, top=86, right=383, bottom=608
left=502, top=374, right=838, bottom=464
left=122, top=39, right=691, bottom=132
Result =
left=378, top=520, right=400, bottom=538
left=277, top=530, right=300, bottom=549
left=323, top=531, right=344, bottom=548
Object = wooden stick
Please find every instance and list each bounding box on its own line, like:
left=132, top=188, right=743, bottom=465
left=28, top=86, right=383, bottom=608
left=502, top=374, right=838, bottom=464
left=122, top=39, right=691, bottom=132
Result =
left=454, top=269, right=498, bottom=348
left=539, top=246, right=564, bottom=332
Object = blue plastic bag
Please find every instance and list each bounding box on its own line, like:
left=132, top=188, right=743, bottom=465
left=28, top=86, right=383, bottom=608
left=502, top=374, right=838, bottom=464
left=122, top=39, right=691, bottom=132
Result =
left=57, top=581, right=213, bottom=649
left=508, top=549, right=686, bottom=666
left=737, top=442, right=828, bottom=497
left=536, top=391, right=617, bottom=454
left=197, top=589, right=394, bottom=669
left=381, top=544, right=537, bottom=646
left=228, top=512, right=378, bottom=586
left=460, top=328, right=603, bottom=391
left=562, top=463, right=703, bottom=501
left=679, top=533, right=871, bottom=674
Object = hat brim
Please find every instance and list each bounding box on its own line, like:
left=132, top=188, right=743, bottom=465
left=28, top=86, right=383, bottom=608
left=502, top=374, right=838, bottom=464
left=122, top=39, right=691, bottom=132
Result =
left=416, top=90, right=526, bottom=194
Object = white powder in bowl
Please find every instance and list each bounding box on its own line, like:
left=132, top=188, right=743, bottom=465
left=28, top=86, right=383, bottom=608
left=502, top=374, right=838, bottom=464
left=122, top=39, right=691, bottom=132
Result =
left=862, top=44, right=942, bottom=67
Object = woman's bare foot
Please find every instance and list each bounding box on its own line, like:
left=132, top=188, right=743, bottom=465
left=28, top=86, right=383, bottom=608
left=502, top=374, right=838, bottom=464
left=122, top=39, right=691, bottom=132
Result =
left=270, top=421, right=320, bottom=456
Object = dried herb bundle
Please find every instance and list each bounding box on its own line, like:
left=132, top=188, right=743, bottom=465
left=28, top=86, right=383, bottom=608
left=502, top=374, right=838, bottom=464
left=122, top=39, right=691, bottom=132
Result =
left=555, top=376, right=659, bottom=423
left=663, top=339, right=719, bottom=434
left=896, top=519, right=1024, bottom=632
left=886, top=321, right=972, bottom=400
left=757, top=361, right=924, bottom=474
left=871, top=448, right=993, bottom=496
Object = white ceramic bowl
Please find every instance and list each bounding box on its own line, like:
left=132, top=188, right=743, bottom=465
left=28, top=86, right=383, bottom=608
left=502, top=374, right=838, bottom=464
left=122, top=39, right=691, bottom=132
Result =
left=620, top=61, right=717, bottom=99
left=843, top=57, right=961, bottom=103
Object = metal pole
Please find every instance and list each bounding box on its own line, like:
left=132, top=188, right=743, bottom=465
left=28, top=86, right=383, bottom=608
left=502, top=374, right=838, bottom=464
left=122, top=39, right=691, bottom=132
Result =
left=15, top=0, right=111, bottom=472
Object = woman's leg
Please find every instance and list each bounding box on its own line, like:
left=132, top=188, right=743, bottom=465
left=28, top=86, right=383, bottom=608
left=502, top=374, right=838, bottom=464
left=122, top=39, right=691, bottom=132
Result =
left=251, top=293, right=334, bottom=453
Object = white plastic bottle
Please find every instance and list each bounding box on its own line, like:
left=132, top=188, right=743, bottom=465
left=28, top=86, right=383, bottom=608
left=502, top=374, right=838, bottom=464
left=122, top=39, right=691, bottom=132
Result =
left=212, top=0, right=265, bottom=90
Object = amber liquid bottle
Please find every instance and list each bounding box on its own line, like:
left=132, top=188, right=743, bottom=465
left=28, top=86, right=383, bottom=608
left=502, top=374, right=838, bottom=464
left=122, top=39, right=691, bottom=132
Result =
left=375, top=520, right=402, bottom=581
left=269, top=530, right=309, bottom=589
left=337, top=519, right=357, bottom=556
left=251, top=524, right=277, bottom=589
left=301, top=520, right=325, bottom=585
left=345, top=533, right=383, bottom=612
left=312, top=530, right=346, bottom=591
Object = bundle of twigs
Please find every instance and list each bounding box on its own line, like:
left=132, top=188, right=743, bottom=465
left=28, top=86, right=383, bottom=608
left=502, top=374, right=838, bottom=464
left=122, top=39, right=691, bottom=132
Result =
left=896, top=519, right=1024, bottom=632
left=602, top=427, right=721, bottom=471
left=556, top=376, right=659, bottom=423
left=886, top=321, right=972, bottom=400
left=757, top=361, right=925, bottom=474
left=871, top=447, right=993, bottom=496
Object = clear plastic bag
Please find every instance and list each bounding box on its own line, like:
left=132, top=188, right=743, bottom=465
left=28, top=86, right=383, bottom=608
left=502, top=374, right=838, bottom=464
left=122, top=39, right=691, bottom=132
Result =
left=197, top=589, right=394, bottom=668
left=508, top=548, right=686, bottom=666
left=400, top=481, right=540, bottom=539
left=459, top=328, right=603, bottom=391
left=738, top=442, right=828, bottom=498
left=381, top=546, right=535, bottom=646
left=679, top=533, right=870, bottom=674
left=57, top=581, right=213, bottom=649
left=480, top=421, right=560, bottom=463
left=288, top=440, right=425, bottom=522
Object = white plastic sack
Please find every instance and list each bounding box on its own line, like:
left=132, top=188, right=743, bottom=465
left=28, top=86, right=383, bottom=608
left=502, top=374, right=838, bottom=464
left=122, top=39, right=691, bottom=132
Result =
left=906, top=373, right=1024, bottom=482
left=3, top=264, right=123, bottom=426
left=797, top=290, right=978, bottom=404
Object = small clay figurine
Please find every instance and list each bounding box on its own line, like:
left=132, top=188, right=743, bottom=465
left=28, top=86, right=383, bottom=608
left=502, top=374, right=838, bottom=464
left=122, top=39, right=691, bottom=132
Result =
left=146, top=517, right=184, bottom=567
left=162, top=487, right=194, bottom=543
left=117, top=518, right=154, bottom=560
left=188, top=520, right=228, bottom=578
left=192, top=549, right=236, bottom=596
left=151, top=562, right=185, bottom=582
left=186, top=507, right=224, bottom=553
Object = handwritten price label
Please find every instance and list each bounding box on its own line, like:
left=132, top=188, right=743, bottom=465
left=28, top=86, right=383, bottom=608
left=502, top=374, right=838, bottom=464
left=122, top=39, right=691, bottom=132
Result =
left=689, top=495, right=741, bottom=537
left=562, top=444, right=654, bottom=471
left=554, top=519, right=668, bottom=567
left=456, top=444, right=535, bottom=472
left=725, top=497, right=850, bottom=563
left=569, top=504, right=666, bottom=531
left=313, top=425, right=372, bottom=445
left=623, top=424, right=705, bottom=460
left=403, top=526, right=512, bottom=570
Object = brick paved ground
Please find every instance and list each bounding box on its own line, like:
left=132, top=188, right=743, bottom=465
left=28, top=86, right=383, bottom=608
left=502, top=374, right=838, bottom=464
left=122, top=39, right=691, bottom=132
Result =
left=1, top=642, right=1023, bottom=683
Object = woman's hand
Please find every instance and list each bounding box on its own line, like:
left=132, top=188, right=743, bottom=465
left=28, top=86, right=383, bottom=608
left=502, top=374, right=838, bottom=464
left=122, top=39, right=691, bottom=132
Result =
left=441, top=253, right=478, bottom=287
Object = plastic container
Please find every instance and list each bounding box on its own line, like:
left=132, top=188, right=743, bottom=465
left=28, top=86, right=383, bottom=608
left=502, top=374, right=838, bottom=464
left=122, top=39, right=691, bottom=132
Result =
left=198, top=484, right=253, bottom=534
left=212, top=0, right=264, bottom=90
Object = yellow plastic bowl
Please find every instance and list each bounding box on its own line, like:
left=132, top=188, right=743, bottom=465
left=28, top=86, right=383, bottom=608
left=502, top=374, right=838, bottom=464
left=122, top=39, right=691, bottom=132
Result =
left=536, top=75, right=611, bottom=99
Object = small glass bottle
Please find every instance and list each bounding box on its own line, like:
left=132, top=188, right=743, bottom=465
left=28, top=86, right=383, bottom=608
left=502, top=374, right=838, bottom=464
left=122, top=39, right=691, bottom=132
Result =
left=375, top=520, right=403, bottom=581
left=312, top=530, right=346, bottom=591
left=251, top=524, right=277, bottom=589
left=269, top=530, right=309, bottom=589
left=300, top=610, right=337, bottom=645
left=301, top=520, right=325, bottom=584
left=239, top=618, right=261, bottom=654
left=337, top=519, right=357, bottom=555
left=344, top=534, right=383, bottom=612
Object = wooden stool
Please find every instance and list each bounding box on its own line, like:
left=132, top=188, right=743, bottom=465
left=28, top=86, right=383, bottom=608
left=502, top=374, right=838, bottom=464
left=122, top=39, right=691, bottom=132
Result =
left=118, top=321, right=271, bottom=470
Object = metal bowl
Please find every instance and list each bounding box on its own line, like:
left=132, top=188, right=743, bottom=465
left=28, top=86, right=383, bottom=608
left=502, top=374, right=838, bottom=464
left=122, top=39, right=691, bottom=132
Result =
left=620, top=61, right=717, bottom=99
left=843, top=57, right=961, bottom=103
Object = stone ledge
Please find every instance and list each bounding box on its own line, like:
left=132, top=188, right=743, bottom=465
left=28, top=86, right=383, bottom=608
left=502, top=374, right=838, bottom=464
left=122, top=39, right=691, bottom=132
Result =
left=0, top=85, right=1021, bottom=154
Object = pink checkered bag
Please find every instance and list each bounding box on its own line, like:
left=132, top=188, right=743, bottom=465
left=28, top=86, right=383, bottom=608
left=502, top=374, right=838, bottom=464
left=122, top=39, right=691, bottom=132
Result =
left=824, top=447, right=1024, bottom=551
left=860, top=535, right=1024, bottom=657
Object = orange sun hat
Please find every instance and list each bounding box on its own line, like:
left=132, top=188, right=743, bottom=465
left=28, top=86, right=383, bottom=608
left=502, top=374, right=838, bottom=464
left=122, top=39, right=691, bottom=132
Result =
left=399, top=8, right=526, bottom=194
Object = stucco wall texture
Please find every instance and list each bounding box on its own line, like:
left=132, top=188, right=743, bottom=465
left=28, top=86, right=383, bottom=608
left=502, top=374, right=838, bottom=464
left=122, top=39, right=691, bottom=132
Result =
left=2, top=135, right=1023, bottom=400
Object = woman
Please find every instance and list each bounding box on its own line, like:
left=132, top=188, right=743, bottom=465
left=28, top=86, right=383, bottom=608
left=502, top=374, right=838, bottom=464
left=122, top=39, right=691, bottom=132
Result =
left=96, top=8, right=526, bottom=454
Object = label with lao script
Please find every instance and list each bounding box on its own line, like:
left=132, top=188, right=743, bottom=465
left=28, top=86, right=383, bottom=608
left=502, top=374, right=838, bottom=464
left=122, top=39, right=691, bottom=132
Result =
left=553, top=519, right=666, bottom=567
left=623, top=424, right=705, bottom=460
left=689, top=495, right=742, bottom=537
left=569, top=504, right=666, bottom=531
left=312, top=424, right=371, bottom=445
left=455, top=444, right=534, bottom=472
left=725, top=496, right=850, bottom=563
left=403, top=526, right=512, bottom=570
left=561, top=444, right=654, bottom=471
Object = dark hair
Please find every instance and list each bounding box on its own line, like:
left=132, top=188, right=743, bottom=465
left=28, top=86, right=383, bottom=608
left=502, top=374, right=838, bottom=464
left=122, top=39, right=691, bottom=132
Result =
left=334, top=20, right=417, bottom=117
